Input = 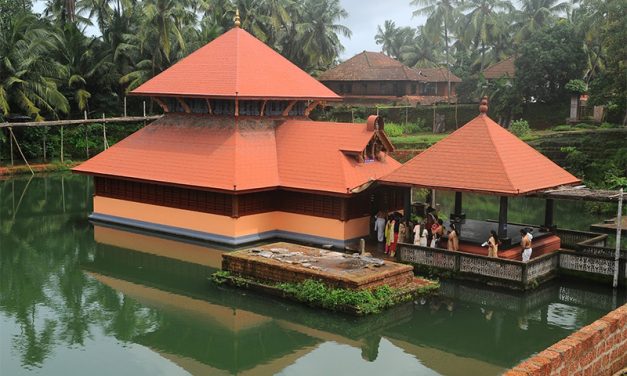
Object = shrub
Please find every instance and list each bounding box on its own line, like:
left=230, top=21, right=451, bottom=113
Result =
left=510, top=119, right=531, bottom=137
left=599, top=122, right=620, bottom=129
left=552, top=124, right=573, bottom=132
left=573, top=123, right=595, bottom=129
left=384, top=123, right=403, bottom=137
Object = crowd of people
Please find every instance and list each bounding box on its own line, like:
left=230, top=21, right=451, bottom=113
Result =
left=374, top=207, right=534, bottom=261
left=374, top=207, right=461, bottom=256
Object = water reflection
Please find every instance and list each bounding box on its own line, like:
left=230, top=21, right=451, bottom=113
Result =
left=1, top=174, right=625, bottom=376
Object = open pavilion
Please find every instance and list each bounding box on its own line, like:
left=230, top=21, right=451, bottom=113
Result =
left=380, top=98, right=581, bottom=260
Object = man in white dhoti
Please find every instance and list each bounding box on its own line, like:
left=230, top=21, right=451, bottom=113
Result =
left=520, top=229, right=532, bottom=262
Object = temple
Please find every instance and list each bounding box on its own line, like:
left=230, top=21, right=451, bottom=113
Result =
left=73, top=21, right=404, bottom=247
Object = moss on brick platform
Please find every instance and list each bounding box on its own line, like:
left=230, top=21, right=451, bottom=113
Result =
left=211, top=271, right=438, bottom=316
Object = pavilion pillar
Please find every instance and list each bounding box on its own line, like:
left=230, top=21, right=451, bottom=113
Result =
left=498, top=196, right=509, bottom=241
left=451, top=191, right=465, bottom=222
left=544, top=199, right=555, bottom=230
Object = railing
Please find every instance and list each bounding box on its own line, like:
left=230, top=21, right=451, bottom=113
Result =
left=558, top=249, right=616, bottom=276
left=397, top=243, right=560, bottom=289
left=555, top=228, right=607, bottom=250
left=556, top=228, right=627, bottom=259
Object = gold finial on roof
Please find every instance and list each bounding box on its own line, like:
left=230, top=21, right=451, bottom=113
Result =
left=234, top=9, right=241, bottom=28
left=479, top=96, right=488, bottom=114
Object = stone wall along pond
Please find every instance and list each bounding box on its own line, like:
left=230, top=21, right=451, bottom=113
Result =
left=505, top=303, right=627, bottom=376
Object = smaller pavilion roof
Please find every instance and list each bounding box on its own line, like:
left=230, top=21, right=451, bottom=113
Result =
left=482, top=57, right=516, bottom=80
left=318, top=51, right=426, bottom=82
left=131, top=27, right=340, bottom=101
left=380, top=100, right=580, bottom=195
left=417, top=67, right=462, bottom=83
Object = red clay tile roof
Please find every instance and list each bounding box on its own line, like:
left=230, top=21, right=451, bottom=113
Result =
left=319, top=51, right=425, bottom=81
left=380, top=113, right=580, bottom=195
left=482, top=57, right=516, bottom=79
left=73, top=114, right=400, bottom=194
left=417, top=67, right=462, bottom=83
left=131, top=27, right=340, bottom=101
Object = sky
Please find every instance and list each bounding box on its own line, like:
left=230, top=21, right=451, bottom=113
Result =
left=32, top=0, right=425, bottom=61
left=338, top=0, right=426, bottom=60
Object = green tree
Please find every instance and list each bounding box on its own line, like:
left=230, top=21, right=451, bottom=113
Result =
left=515, top=21, right=586, bottom=103
left=514, top=0, right=570, bottom=42
left=411, top=0, right=461, bottom=101
left=0, top=14, right=69, bottom=120
left=462, top=0, right=513, bottom=71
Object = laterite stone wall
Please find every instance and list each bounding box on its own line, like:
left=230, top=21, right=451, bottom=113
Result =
left=505, top=304, right=627, bottom=376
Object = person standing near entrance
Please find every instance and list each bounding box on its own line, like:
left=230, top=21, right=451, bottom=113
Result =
left=384, top=216, right=395, bottom=255
left=374, top=211, right=386, bottom=243
left=521, top=229, right=533, bottom=262
left=447, top=223, right=459, bottom=251
left=486, top=230, right=499, bottom=258
left=425, top=207, right=437, bottom=247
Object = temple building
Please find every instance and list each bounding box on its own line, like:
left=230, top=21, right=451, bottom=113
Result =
left=73, top=20, right=404, bottom=247
left=318, top=51, right=461, bottom=105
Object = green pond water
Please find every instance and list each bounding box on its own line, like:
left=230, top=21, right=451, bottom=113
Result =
left=1, top=174, right=626, bottom=376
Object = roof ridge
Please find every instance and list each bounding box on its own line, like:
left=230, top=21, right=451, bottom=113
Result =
left=484, top=116, right=517, bottom=193
left=234, top=29, right=240, bottom=95
left=364, top=51, right=372, bottom=67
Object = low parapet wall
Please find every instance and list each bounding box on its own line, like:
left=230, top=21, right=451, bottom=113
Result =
left=505, top=303, right=627, bottom=376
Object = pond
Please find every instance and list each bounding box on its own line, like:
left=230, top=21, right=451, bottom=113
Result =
left=1, top=174, right=625, bottom=376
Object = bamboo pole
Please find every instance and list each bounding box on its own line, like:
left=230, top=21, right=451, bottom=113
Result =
left=0, top=115, right=161, bottom=128
left=60, top=126, right=64, bottom=163
left=612, top=188, right=623, bottom=288
left=9, top=131, right=14, bottom=166
left=8, top=127, right=33, bottom=175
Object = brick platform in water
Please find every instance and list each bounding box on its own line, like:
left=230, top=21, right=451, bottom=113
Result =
left=222, top=242, right=415, bottom=290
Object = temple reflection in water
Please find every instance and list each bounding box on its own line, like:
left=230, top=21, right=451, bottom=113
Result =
left=84, top=224, right=624, bottom=376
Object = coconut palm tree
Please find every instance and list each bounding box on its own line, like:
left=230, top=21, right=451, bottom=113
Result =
left=411, top=0, right=461, bottom=101
left=400, top=26, right=442, bottom=68
left=462, top=0, right=513, bottom=71
left=285, top=0, right=351, bottom=73
left=375, top=20, right=399, bottom=57
left=514, top=0, right=570, bottom=42
left=0, top=14, right=69, bottom=120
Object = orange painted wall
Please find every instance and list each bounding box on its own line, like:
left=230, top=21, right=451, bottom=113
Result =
left=94, top=196, right=370, bottom=241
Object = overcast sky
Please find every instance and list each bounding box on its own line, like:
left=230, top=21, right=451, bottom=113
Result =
left=339, top=0, right=425, bottom=60
left=33, top=0, right=425, bottom=61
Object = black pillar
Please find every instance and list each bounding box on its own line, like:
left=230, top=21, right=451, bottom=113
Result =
left=454, top=192, right=462, bottom=215
left=544, top=199, right=555, bottom=229
left=498, top=196, right=509, bottom=240
left=450, top=191, right=466, bottom=222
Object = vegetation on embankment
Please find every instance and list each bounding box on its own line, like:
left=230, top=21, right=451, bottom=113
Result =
left=211, top=271, right=439, bottom=316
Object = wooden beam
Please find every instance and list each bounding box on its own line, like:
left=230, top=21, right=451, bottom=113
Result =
left=177, top=98, right=191, bottom=113
left=152, top=97, right=169, bottom=112
left=281, top=100, right=297, bottom=116
left=0, top=115, right=162, bottom=128
left=260, top=100, right=267, bottom=116
left=304, top=100, right=320, bottom=116
left=235, top=98, right=239, bottom=116
left=205, top=99, right=213, bottom=115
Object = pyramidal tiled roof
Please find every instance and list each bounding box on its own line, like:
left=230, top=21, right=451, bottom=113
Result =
left=381, top=109, right=580, bottom=195
left=131, top=27, right=340, bottom=100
